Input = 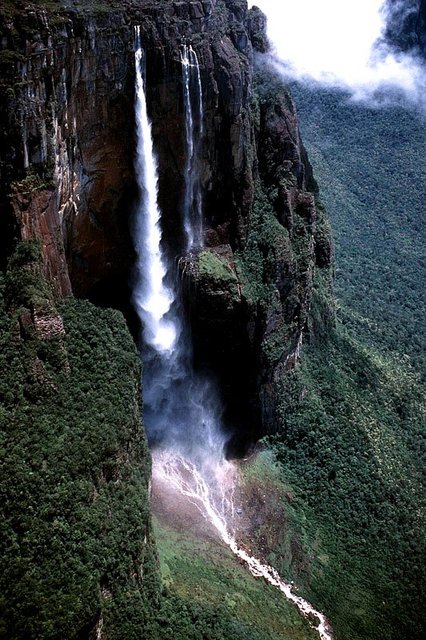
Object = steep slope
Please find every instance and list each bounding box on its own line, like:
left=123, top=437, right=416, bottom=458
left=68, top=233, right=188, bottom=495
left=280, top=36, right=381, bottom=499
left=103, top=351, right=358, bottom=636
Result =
left=290, top=84, right=426, bottom=378
left=253, top=83, right=426, bottom=639
left=0, top=0, right=333, bottom=443
left=384, top=0, right=426, bottom=57
left=2, top=1, right=424, bottom=640
left=0, top=1, right=334, bottom=639
left=0, top=240, right=159, bottom=639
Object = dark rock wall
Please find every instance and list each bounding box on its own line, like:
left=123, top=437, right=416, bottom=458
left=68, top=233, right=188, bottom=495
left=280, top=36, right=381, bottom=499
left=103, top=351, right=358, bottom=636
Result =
left=0, top=1, right=257, bottom=295
left=0, top=8, right=140, bottom=301
left=0, top=0, right=334, bottom=438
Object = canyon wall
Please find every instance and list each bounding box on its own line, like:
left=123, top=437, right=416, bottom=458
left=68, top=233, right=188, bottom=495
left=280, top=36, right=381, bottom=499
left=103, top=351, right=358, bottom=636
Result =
left=1, top=0, right=333, bottom=441
left=384, top=0, right=426, bottom=56
left=0, top=1, right=333, bottom=637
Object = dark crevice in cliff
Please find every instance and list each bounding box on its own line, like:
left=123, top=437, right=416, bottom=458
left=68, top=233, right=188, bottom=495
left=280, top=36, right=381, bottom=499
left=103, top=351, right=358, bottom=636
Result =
left=0, top=203, right=18, bottom=271
left=187, top=292, right=264, bottom=457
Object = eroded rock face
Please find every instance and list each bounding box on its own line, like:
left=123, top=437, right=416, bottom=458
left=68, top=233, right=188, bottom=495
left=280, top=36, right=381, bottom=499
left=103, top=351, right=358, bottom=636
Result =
left=11, top=185, right=72, bottom=296
left=0, top=8, right=140, bottom=300
left=0, top=1, right=262, bottom=295
left=179, top=246, right=260, bottom=449
left=180, top=66, right=334, bottom=440
left=0, top=0, right=334, bottom=441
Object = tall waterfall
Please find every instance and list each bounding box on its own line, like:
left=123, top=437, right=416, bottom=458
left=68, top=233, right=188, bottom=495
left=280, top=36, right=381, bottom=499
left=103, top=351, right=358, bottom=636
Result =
left=181, top=43, right=204, bottom=252
left=132, top=28, right=224, bottom=463
left=132, top=26, right=178, bottom=355
left=132, top=30, right=333, bottom=640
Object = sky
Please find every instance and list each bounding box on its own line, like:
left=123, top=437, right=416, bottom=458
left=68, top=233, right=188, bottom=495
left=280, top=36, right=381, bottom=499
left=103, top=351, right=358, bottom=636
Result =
left=251, top=0, right=425, bottom=106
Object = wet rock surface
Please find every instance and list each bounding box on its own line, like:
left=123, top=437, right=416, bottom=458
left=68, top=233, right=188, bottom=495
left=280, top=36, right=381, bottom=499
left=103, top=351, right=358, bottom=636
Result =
left=0, top=0, right=333, bottom=440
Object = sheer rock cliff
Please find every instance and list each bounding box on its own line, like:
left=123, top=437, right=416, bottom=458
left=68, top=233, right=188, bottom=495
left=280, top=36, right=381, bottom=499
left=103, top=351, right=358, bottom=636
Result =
left=1, top=0, right=333, bottom=439
left=0, top=1, right=333, bottom=637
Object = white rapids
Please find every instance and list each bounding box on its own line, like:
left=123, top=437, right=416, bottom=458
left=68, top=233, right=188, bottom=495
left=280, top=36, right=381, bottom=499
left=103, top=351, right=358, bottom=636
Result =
left=154, top=451, right=333, bottom=640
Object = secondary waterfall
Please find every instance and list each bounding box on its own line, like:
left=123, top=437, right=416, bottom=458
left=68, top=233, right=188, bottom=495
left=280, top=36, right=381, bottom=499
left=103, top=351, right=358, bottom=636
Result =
left=181, top=43, right=204, bottom=251
left=132, top=29, right=333, bottom=640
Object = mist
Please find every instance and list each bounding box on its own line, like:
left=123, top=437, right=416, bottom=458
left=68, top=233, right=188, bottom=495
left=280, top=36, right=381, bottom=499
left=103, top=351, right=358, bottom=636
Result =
left=252, top=0, right=426, bottom=108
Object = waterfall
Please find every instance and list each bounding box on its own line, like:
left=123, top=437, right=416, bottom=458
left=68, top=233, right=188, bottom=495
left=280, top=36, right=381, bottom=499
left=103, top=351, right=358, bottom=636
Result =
left=132, top=26, right=178, bottom=355
left=132, top=28, right=224, bottom=460
left=181, top=43, right=204, bottom=252
left=132, top=29, right=333, bottom=640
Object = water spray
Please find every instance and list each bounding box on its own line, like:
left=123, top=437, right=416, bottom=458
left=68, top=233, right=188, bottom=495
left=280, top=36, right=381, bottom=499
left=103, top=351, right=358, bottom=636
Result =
left=132, top=28, right=333, bottom=640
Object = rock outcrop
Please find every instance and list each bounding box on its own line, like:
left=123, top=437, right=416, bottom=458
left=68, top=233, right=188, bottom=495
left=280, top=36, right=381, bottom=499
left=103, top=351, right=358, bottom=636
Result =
left=0, top=0, right=334, bottom=443
left=384, top=0, right=426, bottom=57
left=0, top=3, right=334, bottom=633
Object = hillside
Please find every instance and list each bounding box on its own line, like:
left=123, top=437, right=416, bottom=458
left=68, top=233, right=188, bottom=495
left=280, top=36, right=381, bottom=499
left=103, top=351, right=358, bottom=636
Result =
left=260, top=81, right=426, bottom=639
left=0, top=1, right=424, bottom=639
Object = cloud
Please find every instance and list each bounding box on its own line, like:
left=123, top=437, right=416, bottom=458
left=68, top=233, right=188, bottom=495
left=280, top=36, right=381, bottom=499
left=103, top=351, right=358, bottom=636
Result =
left=251, top=0, right=426, bottom=108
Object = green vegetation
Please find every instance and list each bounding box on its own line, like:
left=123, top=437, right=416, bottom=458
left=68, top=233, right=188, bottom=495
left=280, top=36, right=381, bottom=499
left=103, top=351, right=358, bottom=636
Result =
left=152, top=513, right=317, bottom=640
left=259, top=84, right=426, bottom=640
left=265, top=325, right=425, bottom=640
left=0, top=0, right=179, bottom=20
left=235, top=184, right=303, bottom=367
left=0, top=50, right=25, bottom=73
left=236, top=185, right=293, bottom=306
left=198, top=250, right=238, bottom=283
left=0, top=1, right=109, bottom=19
left=10, top=163, right=55, bottom=195
left=236, top=68, right=333, bottom=371
left=0, top=1, right=61, bottom=19
left=291, top=83, right=426, bottom=379
left=1, top=241, right=321, bottom=640
left=0, top=241, right=159, bottom=639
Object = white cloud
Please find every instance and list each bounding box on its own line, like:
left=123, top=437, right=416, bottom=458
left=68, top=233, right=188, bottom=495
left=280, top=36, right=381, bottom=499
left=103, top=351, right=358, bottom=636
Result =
left=251, top=0, right=425, bottom=107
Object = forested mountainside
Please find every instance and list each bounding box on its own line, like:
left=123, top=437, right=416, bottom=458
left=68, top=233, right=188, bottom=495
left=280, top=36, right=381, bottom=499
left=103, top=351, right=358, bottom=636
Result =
left=253, top=6, right=425, bottom=638
left=0, top=1, right=424, bottom=640
left=0, top=1, right=332, bottom=638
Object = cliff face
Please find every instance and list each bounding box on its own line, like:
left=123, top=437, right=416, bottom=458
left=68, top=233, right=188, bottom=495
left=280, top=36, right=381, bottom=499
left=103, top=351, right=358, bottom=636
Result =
left=0, top=2, right=333, bottom=636
left=0, top=0, right=333, bottom=446
left=384, top=0, right=426, bottom=57
left=0, top=5, right=142, bottom=303
left=0, top=0, right=255, bottom=295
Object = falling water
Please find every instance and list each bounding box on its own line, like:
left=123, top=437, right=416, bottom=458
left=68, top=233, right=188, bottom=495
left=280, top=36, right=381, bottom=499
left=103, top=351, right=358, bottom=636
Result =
left=132, top=26, right=178, bottom=355
left=132, top=28, right=333, bottom=640
left=132, top=27, right=224, bottom=458
left=181, top=43, right=204, bottom=251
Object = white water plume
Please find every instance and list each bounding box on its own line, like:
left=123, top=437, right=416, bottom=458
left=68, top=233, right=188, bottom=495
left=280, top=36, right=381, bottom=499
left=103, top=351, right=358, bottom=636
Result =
left=181, top=43, right=204, bottom=251
left=132, top=26, right=178, bottom=355
left=154, top=450, right=333, bottom=640
left=132, top=27, right=333, bottom=639
left=132, top=27, right=225, bottom=457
